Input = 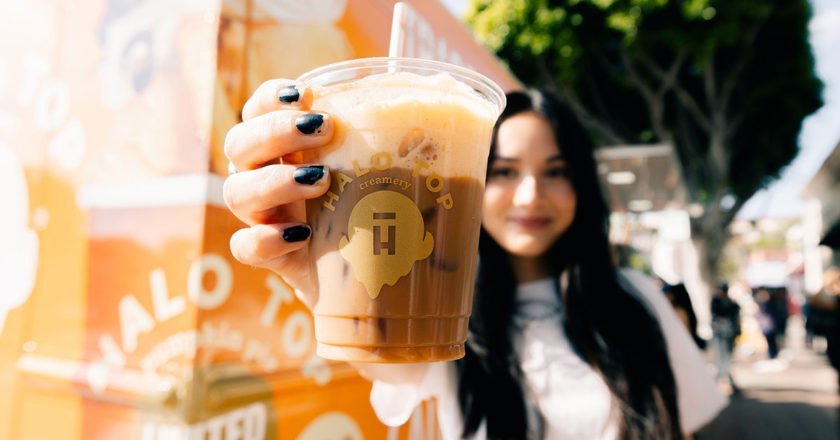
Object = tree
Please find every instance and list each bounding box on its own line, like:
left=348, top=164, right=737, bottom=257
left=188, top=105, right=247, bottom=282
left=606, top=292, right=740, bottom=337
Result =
left=466, top=0, right=822, bottom=284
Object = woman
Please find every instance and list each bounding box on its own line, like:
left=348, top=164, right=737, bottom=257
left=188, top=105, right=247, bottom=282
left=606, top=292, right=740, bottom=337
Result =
left=224, top=83, right=726, bottom=439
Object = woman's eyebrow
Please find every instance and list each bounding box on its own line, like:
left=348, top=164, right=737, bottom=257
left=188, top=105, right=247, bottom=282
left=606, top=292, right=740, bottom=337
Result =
left=492, top=155, right=565, bottom=162
left=492, top=156, right=520, bottom=162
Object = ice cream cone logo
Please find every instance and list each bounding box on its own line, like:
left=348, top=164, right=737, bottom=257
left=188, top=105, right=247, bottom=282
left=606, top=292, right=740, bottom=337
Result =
left=296, top=411, right=362, bottom=440
left=339, top=191, right=434, bottom=299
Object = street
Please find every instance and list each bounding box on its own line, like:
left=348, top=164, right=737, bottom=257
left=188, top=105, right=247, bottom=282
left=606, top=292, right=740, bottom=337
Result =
left=698, top=316, right=839, bottom=439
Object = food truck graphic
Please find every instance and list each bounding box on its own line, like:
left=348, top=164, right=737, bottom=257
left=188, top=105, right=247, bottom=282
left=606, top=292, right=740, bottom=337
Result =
left=0, top=1, right=518, bottom=438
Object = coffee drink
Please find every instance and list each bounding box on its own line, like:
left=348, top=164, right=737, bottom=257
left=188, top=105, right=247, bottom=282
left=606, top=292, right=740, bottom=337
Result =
left=298, top=59, right=504, bottom=362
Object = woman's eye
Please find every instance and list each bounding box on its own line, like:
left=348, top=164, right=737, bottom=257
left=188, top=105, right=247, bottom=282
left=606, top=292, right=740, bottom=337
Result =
left=490, top=167, right=515, bottom=178
left=546, top=167, right=569, bottom=178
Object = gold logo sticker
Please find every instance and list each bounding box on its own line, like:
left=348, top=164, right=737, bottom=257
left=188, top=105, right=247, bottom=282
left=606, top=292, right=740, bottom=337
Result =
left=339, top=190, right=434, bottom=299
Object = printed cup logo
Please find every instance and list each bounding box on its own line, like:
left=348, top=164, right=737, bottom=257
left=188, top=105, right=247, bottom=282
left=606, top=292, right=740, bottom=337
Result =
left=339, top=190, right=434, bottom=299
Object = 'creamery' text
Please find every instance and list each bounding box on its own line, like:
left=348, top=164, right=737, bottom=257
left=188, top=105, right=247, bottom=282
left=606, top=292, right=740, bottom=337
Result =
left=322, top=153, right=454, bottom=212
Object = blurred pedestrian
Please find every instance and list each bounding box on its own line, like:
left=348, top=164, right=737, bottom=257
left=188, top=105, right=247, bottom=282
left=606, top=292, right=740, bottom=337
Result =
left=711, top=283, right=740, bottom=394
left=809, top=267, right=840, bottom=391
left=770, top=287, right=790, bottom=347
left=755, top=287, right=780, bottom=359
left=806, top=269, right=839, bottom=351
left=663, top=283, right=706, bottom=350
left=223, top=85, right=728, bottom=438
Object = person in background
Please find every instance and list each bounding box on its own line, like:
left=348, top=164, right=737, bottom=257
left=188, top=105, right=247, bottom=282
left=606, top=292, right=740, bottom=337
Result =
left=222, top=83, right=727, bottom=439
left=809, top=267, right=840, bottom=392
left=754, top=287, right=779, bottom=359
left=770, top=287, right=791, bottom=353
left=711, top=283, right=740, bottom=395
left=662, top=283, right=706, bottom=350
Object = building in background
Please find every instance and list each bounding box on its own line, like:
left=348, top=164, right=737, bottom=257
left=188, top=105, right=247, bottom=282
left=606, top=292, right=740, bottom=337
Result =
left=802, top=141, right=840, bottom=293
left=595, top=144, right=715, bottom=335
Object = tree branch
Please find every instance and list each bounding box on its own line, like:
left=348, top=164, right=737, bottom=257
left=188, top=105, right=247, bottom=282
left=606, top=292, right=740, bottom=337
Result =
left=560, top=88, right=628, bottom=146
left=588, top=48, right=646, bottom=139
left=719, top=24, right=762, bottom=117
left=700, top=186, right=728, bottom=234
left=672, top=84, right=713, bottom=133
left=534, top=56, right=626, bottom=145
left=724, top=114, right=744, bottom=142
left=722, top=195, right=749, bottom=228
left=704, top=55, right=717, bottom=115
left=637, top=49, right=687, bottom=96
left=583, top=68, right=620, bottom=133
left=674, top=105, right=704, bottom=200
left=620, top=48, right=669, bottom=141
left=708, top=131, right=728, bottom=188
left=713, top=23, right=763, bottom=179
left=620, top=49, right=657, bottom=104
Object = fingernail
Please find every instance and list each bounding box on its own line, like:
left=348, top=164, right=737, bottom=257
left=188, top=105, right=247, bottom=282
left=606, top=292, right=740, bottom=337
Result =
left=278, top=85, right=300, bottom=103
left=296, top=113, right=326, bottom=135
left=293, top=165, right=326, bottom=185
left=282, top=225, right=311, bottom=242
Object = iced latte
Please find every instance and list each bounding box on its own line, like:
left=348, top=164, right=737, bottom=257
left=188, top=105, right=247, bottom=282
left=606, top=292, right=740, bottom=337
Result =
left=298, top=58, right=505, bottom=362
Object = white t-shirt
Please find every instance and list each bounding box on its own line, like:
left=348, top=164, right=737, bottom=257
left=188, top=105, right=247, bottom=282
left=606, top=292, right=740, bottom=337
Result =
left=370, top=269, right=728, bottom=439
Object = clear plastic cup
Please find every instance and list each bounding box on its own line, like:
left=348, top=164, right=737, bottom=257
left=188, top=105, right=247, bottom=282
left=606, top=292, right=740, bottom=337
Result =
left=298, top=58, right=505, bottom=362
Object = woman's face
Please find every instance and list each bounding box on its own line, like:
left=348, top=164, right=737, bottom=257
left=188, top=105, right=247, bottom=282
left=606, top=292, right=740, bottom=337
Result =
left=483, top=111, right=577, bottom=258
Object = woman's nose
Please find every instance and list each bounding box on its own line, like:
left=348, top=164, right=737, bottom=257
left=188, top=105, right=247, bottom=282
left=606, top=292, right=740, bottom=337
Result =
left=512, top=175, right=538, bottom=206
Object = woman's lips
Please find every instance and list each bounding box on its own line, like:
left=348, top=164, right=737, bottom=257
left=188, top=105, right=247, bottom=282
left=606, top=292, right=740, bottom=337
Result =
left=509, top=216, right=551, bottom=229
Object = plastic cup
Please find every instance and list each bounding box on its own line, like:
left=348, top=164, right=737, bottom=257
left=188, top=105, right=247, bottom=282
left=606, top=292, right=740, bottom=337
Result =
left=298, top=58, right=505, bottom=362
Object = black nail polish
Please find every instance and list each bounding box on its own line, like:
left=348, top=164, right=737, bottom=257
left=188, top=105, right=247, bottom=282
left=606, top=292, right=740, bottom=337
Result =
left=282, top=225, right=311, bottom=242
left=293, top=166, right=326, bottom=185
left=278, top=85, right=300, bottom=103
left=296, top=113, right=325, bottom=135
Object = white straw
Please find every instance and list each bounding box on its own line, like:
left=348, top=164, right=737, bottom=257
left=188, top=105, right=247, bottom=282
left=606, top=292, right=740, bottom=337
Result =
left=388, top=2, right=408, bottom=60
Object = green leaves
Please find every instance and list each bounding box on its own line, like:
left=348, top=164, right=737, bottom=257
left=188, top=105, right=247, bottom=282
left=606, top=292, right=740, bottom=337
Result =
left=465, top=0, right=821, bottom=248
left=466, top=0, right=514, bottom=50
left=682, top=0, right=713, bottom=20
left=591, top=0, right=618, bottom=9
left=467, top=0, right=585, bottom=84
left=606, top=9, right=644, bottom=43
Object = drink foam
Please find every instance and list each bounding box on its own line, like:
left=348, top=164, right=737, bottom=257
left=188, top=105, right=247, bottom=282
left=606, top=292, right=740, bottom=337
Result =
left=309, top=71, right=498, bottom=179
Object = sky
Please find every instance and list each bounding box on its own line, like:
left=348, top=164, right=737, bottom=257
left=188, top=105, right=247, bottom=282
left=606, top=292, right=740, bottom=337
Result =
left=440, top=0, right=840, bottom=220
left=440, top=0, right=469, bottom=17
left=739, top=0, right=840, bottom=219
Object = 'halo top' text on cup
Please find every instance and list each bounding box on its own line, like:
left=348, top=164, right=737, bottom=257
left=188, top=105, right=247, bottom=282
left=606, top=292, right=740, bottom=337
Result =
left=298, top=58, right=505, bottom=362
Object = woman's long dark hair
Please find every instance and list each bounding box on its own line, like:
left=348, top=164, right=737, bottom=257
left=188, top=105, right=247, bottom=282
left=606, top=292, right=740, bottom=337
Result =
left=663, top=283, right=706, bottom=350
left=457, top=90, right=682, bottom=439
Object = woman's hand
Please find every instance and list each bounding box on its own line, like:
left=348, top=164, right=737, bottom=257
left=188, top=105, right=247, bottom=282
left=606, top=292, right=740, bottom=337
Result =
left=224, top=79, right=433, bottom=386
left=223, top=79, right=334, bottom=309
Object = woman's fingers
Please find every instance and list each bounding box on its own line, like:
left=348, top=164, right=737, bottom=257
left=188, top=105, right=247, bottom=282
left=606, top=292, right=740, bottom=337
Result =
left=229, top=223, right=311, bottom=267
left=223, top=164, right=330, bottom=225
left=242, top=80, right=313, bottom=121
left=223, top=79, right=325, bottom=304
left=224, top=110, right=332, bottom=172
left=229, top=223, right=319, bottom=309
